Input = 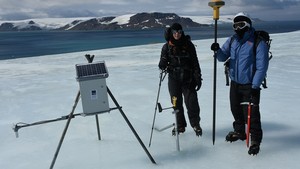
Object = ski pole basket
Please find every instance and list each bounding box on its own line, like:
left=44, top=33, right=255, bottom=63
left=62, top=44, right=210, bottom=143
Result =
left=75, top=61, right=110, bottom=114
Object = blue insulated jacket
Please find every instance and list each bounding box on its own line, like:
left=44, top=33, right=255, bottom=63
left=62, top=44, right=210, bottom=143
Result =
left=216, top=28, right=269, bottom=89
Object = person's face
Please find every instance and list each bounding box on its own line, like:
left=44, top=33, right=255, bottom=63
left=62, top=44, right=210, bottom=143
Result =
left=172, top=29, right=183, bottom=40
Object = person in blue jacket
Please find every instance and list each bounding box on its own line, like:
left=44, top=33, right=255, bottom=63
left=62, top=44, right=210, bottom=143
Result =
left=211, top=12, right=269, bottom=155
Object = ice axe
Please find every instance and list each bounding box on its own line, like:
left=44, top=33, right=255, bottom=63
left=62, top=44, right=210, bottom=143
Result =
left=241, top=102, right=254, bottom=147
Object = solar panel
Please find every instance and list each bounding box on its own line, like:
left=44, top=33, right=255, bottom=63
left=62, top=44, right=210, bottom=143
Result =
left=76, top=61, right=109, bottom=80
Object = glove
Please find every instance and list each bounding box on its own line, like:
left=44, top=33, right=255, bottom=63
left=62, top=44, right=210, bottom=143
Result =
left=158, top=58, right=168, bottom=70
left=250, top=88, right=260, bottom=104
left=194, top=73, right=202, bottom=91
left=210, top=43, right=220, bottom=52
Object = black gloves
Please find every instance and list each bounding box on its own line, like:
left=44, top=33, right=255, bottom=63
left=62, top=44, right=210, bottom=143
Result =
left=194, top=73, right=202, bottom=91
left=159, top=57, right=168, bottom=70
left=211, top=43, right=220, bottom=52
left=250, top=88, right=260, bottom=104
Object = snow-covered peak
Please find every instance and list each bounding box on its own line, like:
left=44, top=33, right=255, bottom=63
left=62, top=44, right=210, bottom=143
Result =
left=0, top=13, right=235, bottom=31
left=110, top=14, right=135, bottom=25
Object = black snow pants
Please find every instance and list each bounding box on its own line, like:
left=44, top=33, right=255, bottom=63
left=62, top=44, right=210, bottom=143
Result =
left=168, top=76, right=200, bottom=128
left=230, top=81, right=263, bottom=144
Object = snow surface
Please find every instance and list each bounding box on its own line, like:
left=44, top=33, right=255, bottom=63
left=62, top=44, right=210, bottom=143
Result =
left=0, top=31, right=300, bottom=169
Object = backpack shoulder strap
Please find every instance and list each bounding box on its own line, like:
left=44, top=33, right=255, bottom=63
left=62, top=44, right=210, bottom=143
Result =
left=253, top=31, right=261, bottom=56
left=229, top=36, right=234, bottom=48
left=253, top=31, right=270, bottom=88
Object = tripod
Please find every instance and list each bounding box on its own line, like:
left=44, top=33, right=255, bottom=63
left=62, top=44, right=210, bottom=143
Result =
left=13, top=54, right=156, bottom=169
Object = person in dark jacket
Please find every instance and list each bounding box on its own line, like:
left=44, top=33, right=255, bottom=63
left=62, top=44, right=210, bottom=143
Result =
left=159, top=23, right=203, bottom=137
left=211, top=12, right=269, bottom=155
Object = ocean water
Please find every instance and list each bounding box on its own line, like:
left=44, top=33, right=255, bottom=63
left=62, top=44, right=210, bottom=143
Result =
left=0, top=20, right=300, bottom=60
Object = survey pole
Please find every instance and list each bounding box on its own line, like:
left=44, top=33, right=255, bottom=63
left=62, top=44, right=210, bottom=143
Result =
left=208, top=0, right=224, bottom=145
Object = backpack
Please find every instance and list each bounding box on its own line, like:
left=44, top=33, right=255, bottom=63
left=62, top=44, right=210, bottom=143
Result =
left=224, top=30, right=273, bottom=88
left=164, top=27, right=172, bottom=41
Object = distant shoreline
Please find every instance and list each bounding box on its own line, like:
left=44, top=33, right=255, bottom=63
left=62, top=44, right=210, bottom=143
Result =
left=0, top=20, right=299, bottom=60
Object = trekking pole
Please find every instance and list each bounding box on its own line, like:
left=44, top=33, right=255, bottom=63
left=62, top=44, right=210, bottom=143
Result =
left=148, top=69, right=167, bottom=147
left=208, top=0, right=225, bottom=145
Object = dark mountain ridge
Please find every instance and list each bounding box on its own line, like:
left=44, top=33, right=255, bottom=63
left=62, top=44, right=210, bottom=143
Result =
left=0, top=12, right=207, bottom=32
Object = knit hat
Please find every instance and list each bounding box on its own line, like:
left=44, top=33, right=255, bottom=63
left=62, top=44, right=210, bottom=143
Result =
left=233, top=12, right=252, bottom=26
left=170, top=23, right=183, bottom=31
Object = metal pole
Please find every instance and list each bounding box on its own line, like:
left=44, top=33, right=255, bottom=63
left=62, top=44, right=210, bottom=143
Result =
left=171, top=96, right=180, bottom=151
left=208, top=0, right=225, bottom=145
left=174, top=110, right=180, bottom=151
left=95, top=115, right=101, bottom=140
left=148, top=70, right=166, bottom=147
left=49, top=91, right=81, bottom=169
left=212, top=19, right=218, bottom=145
left=13, top=114, right=78, bottom=138
left=107, top=87, right=156, bottom=164
left=84, top=54, right=102, bottom=141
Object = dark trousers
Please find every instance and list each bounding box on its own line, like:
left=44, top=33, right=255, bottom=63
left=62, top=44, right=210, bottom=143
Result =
left=230, top=81, right=263, bottom=144
left=168, top=76, right=200, bottom=128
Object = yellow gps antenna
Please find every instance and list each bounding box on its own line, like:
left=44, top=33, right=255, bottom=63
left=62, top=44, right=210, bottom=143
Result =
left=208, top=0, right=225, bottom=20
left=208, top=0, right=225, bottom=145
left=172, top=96, right=177, bottom=107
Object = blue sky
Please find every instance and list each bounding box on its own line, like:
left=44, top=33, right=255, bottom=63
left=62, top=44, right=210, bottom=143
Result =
left=0, top=0, right=300, bottom=21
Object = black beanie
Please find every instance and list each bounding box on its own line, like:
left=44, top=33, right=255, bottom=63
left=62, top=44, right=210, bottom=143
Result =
left=170, top=23, right=183, bottom=30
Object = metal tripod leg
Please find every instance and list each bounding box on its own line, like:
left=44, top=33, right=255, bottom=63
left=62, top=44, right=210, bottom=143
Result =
left=107, top=87, right=156, bottom=164
left=49, top=91, right=81, bottom=169
left=95, top=115, right=101, bottom=140
left=85, top=54, right=102, bottom=141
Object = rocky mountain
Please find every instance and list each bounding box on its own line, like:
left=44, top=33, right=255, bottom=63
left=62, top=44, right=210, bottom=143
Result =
left=0, top=12, right=207, bottom=31
left=0, top=20, right=42, bottom=31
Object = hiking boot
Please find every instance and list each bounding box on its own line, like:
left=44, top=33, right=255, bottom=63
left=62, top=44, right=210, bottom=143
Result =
left=172, top=127, right=185, bottom=136
left=193, top=125, right=202, bottom=137
left=225, top=131, right=246, bottom=142
left=248, top=143, right=260, bottom=155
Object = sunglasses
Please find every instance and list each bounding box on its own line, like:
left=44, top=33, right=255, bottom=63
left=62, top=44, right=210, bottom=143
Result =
left=172, top=29, right=183, bottom=34
left=232, top=21, right=250, bottom=30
